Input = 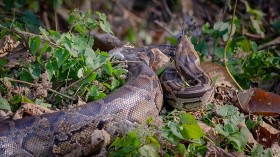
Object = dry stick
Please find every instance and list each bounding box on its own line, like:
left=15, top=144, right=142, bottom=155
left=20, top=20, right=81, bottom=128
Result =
left=154, top=20, right=175, bottom=36
left=61, top=60, right=142, bottom=92
left=223, top=0, right=243, bottom=90
left=5, top=77, right=75, bottom=101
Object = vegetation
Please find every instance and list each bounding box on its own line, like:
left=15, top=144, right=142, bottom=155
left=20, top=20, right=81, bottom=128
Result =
left=0, top=9, right=127, bottom=109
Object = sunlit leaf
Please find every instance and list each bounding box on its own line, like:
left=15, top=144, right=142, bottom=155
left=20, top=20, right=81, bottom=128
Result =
left=0, top=97, right=11, bottom=111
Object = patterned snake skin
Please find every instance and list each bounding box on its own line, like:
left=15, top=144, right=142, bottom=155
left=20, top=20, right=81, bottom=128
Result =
left=0, top=36, right=213, bottom=156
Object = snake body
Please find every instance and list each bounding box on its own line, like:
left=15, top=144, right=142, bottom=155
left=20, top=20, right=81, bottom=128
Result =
left=0, top=36, right=213, bottom=156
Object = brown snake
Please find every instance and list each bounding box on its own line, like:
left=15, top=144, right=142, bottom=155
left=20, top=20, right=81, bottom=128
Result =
left=0, top=36, right=213, bottom=156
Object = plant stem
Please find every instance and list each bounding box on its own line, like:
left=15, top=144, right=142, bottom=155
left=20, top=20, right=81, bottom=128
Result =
left=223, top=0, right=243, bottom=90
left=5, top=77, right=75, bottom=101
left=61, top=60, right=142, bottom=92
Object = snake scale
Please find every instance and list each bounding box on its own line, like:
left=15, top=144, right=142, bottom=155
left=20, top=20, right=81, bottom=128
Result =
left=0, top=36, right=213, bottom=156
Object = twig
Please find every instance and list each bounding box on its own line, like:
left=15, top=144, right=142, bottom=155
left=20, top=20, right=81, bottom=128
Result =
left=55, top=11, right=59, bottom=31
left=0, top=24, right=61, bottom=49
left=154, top=20, right=175, bottom=36
left=113, top=0, right=143, bottom=23
left=223, top=0, right=243, bottom=90
left=61, top=60, right=142, bottom=92
left=5, top=77, right=75, bottom=100
left=43, top=11, right=51, bottom=30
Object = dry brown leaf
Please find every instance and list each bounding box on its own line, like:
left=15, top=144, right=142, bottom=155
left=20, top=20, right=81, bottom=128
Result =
left=238, top=88, right=280, bottom=116
left=201, top=62, right=238, bottom=90
left=239, top=122, right=258, bottom=147
left=205, top=142, right=244, bottom=157
left=251, top=125, right=280, bottom=147
left=13, top=103, right=55, bottom=119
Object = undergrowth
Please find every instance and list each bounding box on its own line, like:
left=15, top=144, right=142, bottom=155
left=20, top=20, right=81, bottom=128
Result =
left=0, top=10, right=127, bottom=110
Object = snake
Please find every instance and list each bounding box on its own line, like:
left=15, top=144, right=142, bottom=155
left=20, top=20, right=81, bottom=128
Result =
left=0, top=36, right=213, bottom=156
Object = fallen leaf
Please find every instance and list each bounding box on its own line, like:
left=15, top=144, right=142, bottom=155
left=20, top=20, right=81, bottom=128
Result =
left=251, top=125, right=280, bottom=147
left=201, top=62, right=238, bottom=90
left=205, top=142, right=245, bottom=157
left=13, top=102, right=55, bottom=119
left=238, top=88, right=280, bottom=116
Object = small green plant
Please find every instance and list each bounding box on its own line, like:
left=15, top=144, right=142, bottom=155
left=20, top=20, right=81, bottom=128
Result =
left=192, top=18, right=279, bottom=89
left=109, top=112, right=207, bottom=157
left=162, top=111, right=206, bottom=156
left=0, top=10, right=127, bottom=110
left=214, top=105, right=248, bottom=152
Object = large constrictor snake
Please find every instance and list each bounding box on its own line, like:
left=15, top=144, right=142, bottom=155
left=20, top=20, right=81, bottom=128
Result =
left=0, top=36, right=213, bottom=156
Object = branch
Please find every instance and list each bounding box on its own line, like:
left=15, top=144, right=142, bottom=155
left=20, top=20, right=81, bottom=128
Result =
left=5, top=77, right=76, bottom=101
left=223, top=0, right=243, bottom=90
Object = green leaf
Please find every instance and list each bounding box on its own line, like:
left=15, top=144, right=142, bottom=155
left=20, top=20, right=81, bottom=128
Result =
left=111, top=78, right=120, bottom=91
left=49, top=30, right=61, bottom=41
left=74, top=24, right=87, bottom=35
left=84, top=72, right=97, bottom=83
left=77, top=68, right=84, bottom=78
left=20, top=69, right=34, bottom=82
left=251, top=144, right=272, bottom=157
left=21, top=96, right=34, bottom=103
left=215, top=124, right=229, bottom=137
left=178, top=143, right=186, bottom=156
left=202, top=22, right=215, bottom=34
left=229, top=127, right=249, bottom=152
left=213, top=21, right=223, bottom=30
left=0, top=97, right=11, bottom=111
left=95, top=92, right=106, bottom=100
left=28, top=63, right=41, bottom=79
left=250, top=41, right=258, bottom=53
left=96, top=11, right=106, bottom=21
left=219, top=22, right=229, bottom=35
left=213, top=47, right=224, bottom=59
left=46, top=61, right=56, bottom=80
left=9, top=95, right=22, bottom=111
left=217, top=104, right=237, bottom=117
left=54, top=48, right=70, bottom=68
left=0, top=58, right=9, bottom=67
left=36, top=42, right=51, bottom=66
left=62, top=60, right=77, bottom=73
left=168, top=121, right=184, bottom=139
left=138, top=144, right=159, bottom=157
left=128, top=130, right=141, bottom=146
left=126, top=28, right=136, bottom=44
left=257, top=116, right=263, bottom=125
left=84, top=48, right=95, bottom=68
left=39, top=27, right=50, bottom=40
left=193, top=39, right=208, bottom=56
left=102, top=60, right=113, bottom=76
left=180, top=114, right=205, bottom=140
left=187, top=143, right=207, bottom=157
left=103, top=83, right=111, bottom=90
left=147, top=136, right=160, bottom=148
left=110, top=136, right=122, bottom=148
left=89, top=85, right=99, bottom=97
left=28, top=36, right=40, bottom=55
left=100, top=20, right=113, bottom=34
left=245, top=119, right=257, bottom=129
left=138, top=143, right=159, bottom=157
left=181, top=123, right=205, bottom=140
left=223, top=123, right=238, bottom=134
